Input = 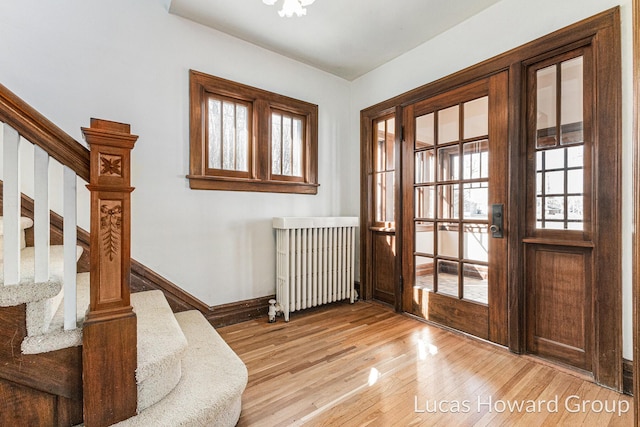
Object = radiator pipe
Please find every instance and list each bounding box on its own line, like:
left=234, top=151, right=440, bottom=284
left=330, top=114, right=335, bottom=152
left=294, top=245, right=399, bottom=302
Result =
left=268, top=299, right=282, bottom=323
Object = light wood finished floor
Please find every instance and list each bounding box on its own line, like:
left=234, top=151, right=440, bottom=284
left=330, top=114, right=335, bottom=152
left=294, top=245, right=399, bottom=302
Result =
left=217, top=301, right=632, bottom=426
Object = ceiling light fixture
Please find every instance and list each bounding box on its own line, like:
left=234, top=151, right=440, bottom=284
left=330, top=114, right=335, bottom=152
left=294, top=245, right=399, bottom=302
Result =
left=262, top=0, right=316, bottom=18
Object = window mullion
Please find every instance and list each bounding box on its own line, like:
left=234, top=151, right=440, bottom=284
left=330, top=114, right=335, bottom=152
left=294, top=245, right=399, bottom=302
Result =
left=218, top=101, right=223, bottom=170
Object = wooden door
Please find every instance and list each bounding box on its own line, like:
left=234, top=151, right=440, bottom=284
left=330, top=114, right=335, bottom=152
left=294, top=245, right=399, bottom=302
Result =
left=401, top=72, right=509, bottom=345
left=368, top=115, right=398, bottom=307
left=523, top=48, right=594, bottom=371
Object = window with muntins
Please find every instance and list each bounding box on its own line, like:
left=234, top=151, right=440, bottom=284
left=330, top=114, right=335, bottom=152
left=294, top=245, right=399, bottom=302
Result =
left=529, top=51, right=590, bottom=232
left=188, top=70, right=319, bottom=194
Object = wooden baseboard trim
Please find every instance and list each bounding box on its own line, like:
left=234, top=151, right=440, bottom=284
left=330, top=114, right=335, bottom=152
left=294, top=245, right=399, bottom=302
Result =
left=623, top=358, right=632, bottom=396
left=206, top=295, right=273, bottom=327
left=129, top=260, right=210, bottom=313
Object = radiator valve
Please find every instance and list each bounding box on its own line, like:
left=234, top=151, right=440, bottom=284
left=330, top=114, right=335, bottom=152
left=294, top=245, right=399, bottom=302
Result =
left=268, top=299, right=281, bottom=323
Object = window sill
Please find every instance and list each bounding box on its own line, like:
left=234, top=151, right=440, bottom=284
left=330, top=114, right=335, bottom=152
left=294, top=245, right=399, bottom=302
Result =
left=187, top=175, right=319, bottom=195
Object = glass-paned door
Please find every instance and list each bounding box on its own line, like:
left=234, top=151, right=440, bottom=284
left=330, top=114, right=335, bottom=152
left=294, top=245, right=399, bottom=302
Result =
left=525, top=48, right=594, bottom=371
left=403, top=73, right=509, bottom=344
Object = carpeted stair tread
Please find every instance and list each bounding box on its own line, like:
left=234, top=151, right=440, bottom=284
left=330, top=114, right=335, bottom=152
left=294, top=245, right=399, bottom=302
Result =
left=131, top=290, right=188, bottom=412
left=0, top=216, right=34, bottom=254
left=0, top=245, right=83, bottom=295
left=114, top=310, right=247, bottom=427
left=21, top=272, right=90, bottom=354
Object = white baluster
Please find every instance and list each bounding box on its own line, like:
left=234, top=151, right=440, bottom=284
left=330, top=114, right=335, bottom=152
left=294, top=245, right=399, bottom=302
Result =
left=34, top=146, right=50, bottom=283
left=3, top=124, right=21, bottom=285
left=63, top=166, right=77, bottom=330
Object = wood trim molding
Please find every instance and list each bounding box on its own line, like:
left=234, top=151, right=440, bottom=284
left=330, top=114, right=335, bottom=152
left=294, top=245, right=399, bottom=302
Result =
left=0, top=83, right=90, bottom=182
left=206, top=295, right=274, bottom=328
left=131, top=262, right=272, bottom=326
left=633, top=0, right=640, bottom=422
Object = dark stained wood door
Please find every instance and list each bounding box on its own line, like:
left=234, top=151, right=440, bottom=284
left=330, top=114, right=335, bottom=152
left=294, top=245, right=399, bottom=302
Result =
left=401, top=72, right=509, bottom=345
left=368, top=114, right=399, bottom=307
left=523, top=48, right=595, bottom=371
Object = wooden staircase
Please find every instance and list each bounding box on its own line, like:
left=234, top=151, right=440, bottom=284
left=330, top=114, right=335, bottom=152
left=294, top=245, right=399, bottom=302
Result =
left=0, top=83, right=247, bottom=426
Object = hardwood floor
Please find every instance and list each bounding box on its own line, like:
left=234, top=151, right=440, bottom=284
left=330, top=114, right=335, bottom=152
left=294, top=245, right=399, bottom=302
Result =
left=217, top=301, right=632, bottom=426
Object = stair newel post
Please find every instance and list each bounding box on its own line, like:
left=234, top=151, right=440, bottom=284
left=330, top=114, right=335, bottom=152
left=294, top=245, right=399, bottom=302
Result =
left=81, top=119, right=138, bottom=427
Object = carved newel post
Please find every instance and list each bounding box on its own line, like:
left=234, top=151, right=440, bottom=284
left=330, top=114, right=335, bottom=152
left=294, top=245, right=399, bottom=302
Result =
left=82, top=119, right=138, bottom=427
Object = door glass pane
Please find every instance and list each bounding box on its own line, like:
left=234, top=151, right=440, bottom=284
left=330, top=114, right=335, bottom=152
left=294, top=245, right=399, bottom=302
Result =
left=536, top=64, right=557, bottom=148
left=437, top=260, right=459, bottom=297
left=463, top=97, right=488, bottom=139
left=463, top=224, right=489, bottom=263
left=438, top=105, right=459, bottom=144
left=567, top=145, right=583, bottom=167
left=545, top=196, right=564, bottom=221
left=415, top=150, right=435, bottom=183
left=463, top=183, right=488, bottom=220
left=415, top=221, right=434, bottom=255
left=544, top=147, right=564, bottom=169
left=567, top=169, right=583, bottom=193
left=375, top=172, right=394, bottom=223
left=386, top=118, right=395, bottom=170
left=560, top=57, right=584, bottom=145
left=437, top=145, right=459, bottom=181
left=545, top=171, right=564, bottom=194
left=567, top=196, right=583, bottom=220
left=463, top=263, right=488, bottom=304
left=437, top=185, right=459, bottom=219
left=416, top=113, right=434, bottom=148
left=437, top=223, right=458, bottom=258
left=374, top=116, right=396, bottom=225
left=463, top=140, right=488, bottom=180
left=415, top=186, right=435, bottom=219
left=376, top=121, right=386, bottom=171
left=415, top=256, right=434, bottom=291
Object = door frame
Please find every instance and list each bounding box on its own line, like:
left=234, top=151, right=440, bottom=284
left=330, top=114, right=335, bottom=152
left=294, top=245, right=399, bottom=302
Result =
left=360, top=7, right=622, bottom=390
left=632, top=0, right=639, bottom=423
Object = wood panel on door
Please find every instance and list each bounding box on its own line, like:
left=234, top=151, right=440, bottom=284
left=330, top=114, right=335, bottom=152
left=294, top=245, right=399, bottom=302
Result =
left=372, top=231, right=396, bottom=305
left=526, top=245, right=592, bottom=370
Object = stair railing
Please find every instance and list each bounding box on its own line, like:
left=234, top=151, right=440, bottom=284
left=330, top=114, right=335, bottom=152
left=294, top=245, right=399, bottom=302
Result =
left=0, top=83, right=88, bottom=330
left=0, top=83, right=138, bottom=426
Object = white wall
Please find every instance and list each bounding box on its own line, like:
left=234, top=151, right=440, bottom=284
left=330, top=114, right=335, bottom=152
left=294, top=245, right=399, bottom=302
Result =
left=0, top=0, right=351, bottom=306
left=350, top=0, right=634, bottom=358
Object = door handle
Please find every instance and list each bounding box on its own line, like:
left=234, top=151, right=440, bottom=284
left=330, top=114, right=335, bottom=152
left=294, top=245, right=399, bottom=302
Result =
left=491, top=204, right=504, bottom=238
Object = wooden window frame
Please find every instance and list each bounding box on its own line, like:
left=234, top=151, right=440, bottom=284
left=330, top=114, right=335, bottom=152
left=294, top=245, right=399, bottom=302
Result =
left=188, top=70, right=319, bottom=194
left=204, top=94, right=252, bottom=179
left=269, top=108, right=307, bottom=183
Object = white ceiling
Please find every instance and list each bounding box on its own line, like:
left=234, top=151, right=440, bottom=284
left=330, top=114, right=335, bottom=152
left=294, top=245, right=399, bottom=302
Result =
left=167, top=0, right=503, bottom=81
